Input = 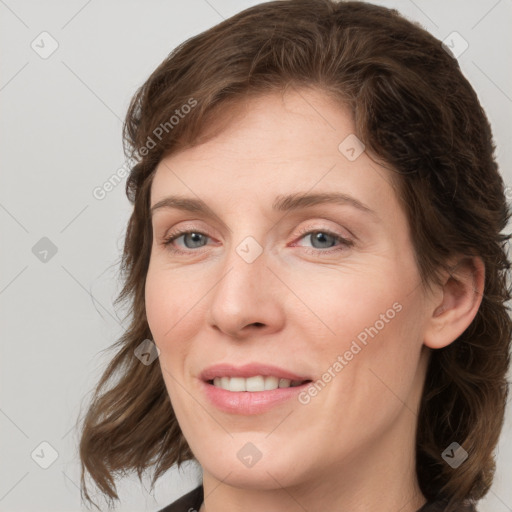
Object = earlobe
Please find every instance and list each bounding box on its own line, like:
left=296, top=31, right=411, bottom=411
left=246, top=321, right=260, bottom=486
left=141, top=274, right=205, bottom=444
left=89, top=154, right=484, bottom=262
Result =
left=423, top=256, right=485, bottom=350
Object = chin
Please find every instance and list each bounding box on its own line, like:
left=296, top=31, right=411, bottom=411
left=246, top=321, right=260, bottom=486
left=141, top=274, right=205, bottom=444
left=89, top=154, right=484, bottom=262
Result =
left=197, top=440, right=307, bottom=489
left=205, top=463, right=299, bottom=490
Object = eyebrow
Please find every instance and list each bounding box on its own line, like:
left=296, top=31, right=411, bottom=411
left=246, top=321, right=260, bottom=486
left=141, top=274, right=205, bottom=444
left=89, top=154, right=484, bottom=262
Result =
left=150, top=192, right=378, bottom=220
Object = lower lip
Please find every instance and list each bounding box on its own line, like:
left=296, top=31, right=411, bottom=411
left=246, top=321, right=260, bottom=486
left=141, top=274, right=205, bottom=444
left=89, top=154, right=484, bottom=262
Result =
left=200, top=379, right=312, bottom=415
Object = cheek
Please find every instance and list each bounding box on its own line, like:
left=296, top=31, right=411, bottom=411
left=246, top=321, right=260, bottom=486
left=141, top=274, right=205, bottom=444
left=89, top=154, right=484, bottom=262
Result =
left=144, top=270, right=168, bottom=339
left=307, top=266, right=425, bottom=377
left=307, top=272, right=402, bottom=337
left=144, top=267, right=191, bottom=352
left=145, top=271, right=190, bottom=403
left=144, top=264, right=208, bottom=384
left=145, top=258, right=193, bottom=328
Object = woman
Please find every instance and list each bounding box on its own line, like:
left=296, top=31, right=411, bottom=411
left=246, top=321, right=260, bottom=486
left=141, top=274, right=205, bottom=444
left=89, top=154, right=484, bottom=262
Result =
left=77, top=1, right=511, bottom=511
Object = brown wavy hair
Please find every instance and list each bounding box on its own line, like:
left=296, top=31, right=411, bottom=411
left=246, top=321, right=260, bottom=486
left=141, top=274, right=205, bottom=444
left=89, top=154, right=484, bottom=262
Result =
left=77, top=1, right=512, bottom=510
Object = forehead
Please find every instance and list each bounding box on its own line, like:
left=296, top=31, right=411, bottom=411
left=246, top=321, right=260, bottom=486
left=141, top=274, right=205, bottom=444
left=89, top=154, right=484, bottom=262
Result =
left=150, top=88, right=399, bottom=221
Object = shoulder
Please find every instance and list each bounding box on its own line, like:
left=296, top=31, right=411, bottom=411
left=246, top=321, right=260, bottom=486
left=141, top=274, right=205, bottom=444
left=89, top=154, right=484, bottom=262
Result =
left=157, top=485, right=203, bottom=512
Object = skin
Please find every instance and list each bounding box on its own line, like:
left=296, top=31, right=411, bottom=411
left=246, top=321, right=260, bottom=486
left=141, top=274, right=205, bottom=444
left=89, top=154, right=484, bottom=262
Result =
left=145, top=87, right=484, bottom=512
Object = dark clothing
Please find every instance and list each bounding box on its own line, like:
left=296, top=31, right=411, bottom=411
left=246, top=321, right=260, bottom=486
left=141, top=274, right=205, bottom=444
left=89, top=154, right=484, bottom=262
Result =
left=159, top=485, right=203, bottom=512
left=417, top=499, right=477, bottom=512
left=158, top=485, right=477, bottom=512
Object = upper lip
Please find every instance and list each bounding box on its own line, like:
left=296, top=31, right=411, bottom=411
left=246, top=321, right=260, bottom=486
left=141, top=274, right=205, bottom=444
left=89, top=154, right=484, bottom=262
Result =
left=200, top=363, right=312, bottom=382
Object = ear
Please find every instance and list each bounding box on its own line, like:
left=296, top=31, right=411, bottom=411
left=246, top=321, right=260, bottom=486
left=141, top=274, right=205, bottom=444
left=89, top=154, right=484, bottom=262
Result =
left=423, top=255, right=485, bottom=350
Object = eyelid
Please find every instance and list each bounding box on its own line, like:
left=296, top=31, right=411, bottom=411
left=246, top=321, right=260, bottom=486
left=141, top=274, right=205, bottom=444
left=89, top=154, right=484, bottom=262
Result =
left=293, top=221, right=353, bottom=242
left=159, top=216, right=352, bottom=239
left=290, top=225, right=354, bottom=254
left=159, top=223, right=217, bottom=251
left=159, top=220, right=214, bottom=239
left=160, top=221, right=354, bottom=256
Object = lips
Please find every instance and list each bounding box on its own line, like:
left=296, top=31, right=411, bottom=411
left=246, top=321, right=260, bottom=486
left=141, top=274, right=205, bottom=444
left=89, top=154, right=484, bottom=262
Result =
left=199, top=363, right=314, bottom=414
left=199, top=362, right=311, bottom=382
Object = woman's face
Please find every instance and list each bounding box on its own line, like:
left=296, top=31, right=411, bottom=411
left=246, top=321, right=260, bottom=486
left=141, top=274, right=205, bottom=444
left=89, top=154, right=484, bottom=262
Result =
left=145, top=88, right=436, bottom=491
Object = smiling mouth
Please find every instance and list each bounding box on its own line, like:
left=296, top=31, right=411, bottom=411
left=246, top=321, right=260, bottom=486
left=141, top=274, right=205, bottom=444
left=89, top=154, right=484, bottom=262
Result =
left=207, top=375, right=312, bottom=392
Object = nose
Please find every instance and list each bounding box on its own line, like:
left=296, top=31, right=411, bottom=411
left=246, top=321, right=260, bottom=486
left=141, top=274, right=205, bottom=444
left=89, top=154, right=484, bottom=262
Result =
left=206, top=240, right=285, bottom=339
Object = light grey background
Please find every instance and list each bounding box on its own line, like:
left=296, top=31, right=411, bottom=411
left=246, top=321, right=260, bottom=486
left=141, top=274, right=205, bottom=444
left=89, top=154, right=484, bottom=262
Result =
left=1, top=1, right=511, bottom=511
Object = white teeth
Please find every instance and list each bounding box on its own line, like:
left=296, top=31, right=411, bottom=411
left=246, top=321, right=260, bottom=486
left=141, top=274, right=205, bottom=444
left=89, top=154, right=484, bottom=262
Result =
left=264, top=376, right=279, bottom=390
left=212, top=376, right=305, bottom=392
left=246, top=376, right=265, bottom=391
left=229, top=377, right=246, bottom=392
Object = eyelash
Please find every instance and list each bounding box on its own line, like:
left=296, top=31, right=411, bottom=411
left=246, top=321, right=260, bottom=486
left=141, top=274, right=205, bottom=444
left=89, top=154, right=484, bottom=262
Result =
left=161, top=225, right=354, bottom=256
